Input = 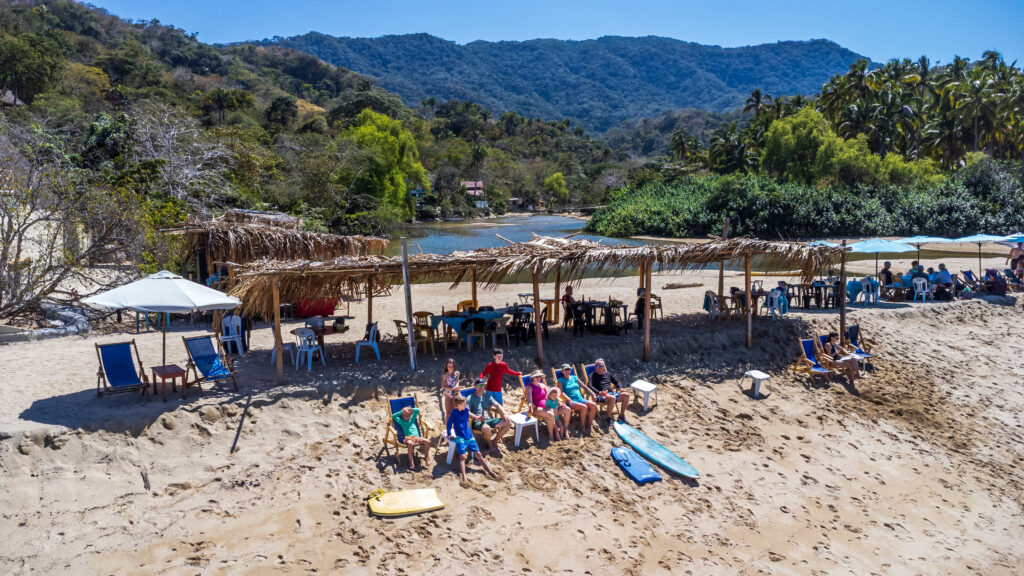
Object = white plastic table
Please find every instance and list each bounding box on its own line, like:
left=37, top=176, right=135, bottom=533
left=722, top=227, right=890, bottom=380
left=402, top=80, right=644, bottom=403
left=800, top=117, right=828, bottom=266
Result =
left=507, top=412, right=539, bottom=447
left=741, top=370, right=770, bottom=399
left=629, top=380, right=659, bottom=413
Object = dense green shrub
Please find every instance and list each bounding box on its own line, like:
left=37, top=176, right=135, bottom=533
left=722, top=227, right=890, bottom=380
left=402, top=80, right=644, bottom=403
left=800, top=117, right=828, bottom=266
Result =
left=586, top=158, right=1023, bottom=239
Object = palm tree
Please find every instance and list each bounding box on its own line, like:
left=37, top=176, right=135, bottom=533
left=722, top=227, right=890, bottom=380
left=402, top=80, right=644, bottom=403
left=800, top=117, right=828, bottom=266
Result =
left=709, top=122, right=750, bottom=174
left=743, top=89, right=772, bottom=119
left=670, top=129, right=690, bottom=166
left=955, top=66, right=997, bottom=153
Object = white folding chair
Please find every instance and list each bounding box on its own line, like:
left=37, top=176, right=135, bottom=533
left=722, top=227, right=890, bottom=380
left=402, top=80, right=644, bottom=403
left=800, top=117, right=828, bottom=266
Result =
left=861, top=278, right=879, bottom=305
left=294, top=327, right=325, bottom=371
left=219, top=314, right=244, bottom=356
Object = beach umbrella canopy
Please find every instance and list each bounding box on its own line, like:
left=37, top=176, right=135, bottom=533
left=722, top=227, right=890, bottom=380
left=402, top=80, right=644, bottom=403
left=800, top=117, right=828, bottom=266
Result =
left=997, top=232, right=1024, bottom=247
left=955, top=234, right=1006, bottom=276
left=806, top=240, right=839, bottom=247
left=895, top=235, right=953, bottom=260
left=83, top=270, right=240, bottom=365
left=848, top=239, right=916, bottom=275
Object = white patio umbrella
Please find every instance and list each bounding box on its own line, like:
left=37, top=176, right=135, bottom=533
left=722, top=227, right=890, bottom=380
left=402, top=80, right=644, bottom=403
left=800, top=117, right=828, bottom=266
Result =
left=83, top=270, right=241, bottom=365
left=848, top=238, right=916, bottom=275
left=954, top=234, right=1006, bottom=278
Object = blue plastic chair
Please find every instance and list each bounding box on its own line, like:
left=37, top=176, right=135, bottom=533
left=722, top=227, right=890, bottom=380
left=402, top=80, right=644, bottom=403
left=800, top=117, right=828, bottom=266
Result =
left=95, top=341, right=148, bottom=397
left=356, top=322, right=381, bottom=363
left=183, top=335, right=238, bottom=396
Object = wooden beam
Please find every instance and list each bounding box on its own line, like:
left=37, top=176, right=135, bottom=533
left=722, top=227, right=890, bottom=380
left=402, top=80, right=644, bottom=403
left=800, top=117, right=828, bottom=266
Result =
left=718, top=217, right=729, bottom=302
left=401, top=238, right=416, bottom=371
left=744, top=255, right=752, bottom=350
left=532, top=269, right=544, bottom=367
left=366, top=275, right=374, bottom=324
left=642, top=260, right=653, bottom=362
left=471, top=268, right=478, bottom=308
left=839, top=240, right=848, bottom=344
left=273, top=278, right=283, bottom=383
left=553, top=267, right=561, bottom=324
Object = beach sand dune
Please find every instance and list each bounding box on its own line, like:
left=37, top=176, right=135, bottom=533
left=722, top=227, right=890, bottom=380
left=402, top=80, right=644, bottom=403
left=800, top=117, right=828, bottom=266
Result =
left=1, top=266, right=1022, bottom=574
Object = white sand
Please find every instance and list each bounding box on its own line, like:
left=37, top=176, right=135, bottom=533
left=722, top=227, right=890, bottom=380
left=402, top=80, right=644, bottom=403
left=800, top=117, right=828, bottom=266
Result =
left=1, top=255, right=1022, bottom=574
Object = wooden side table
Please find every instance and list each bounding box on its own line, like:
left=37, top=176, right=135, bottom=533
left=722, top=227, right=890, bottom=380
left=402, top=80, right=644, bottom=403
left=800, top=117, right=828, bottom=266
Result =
left=151, top=364, right=186, bottom=402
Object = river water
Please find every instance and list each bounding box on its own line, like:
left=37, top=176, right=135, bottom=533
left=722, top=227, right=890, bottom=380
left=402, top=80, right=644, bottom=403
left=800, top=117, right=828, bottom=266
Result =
left=384, top=215, right=647, bottom=256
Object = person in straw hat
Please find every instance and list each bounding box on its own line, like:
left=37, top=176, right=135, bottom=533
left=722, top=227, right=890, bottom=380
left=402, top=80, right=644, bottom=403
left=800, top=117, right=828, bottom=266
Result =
left=525, top=369, right=568, bottom=441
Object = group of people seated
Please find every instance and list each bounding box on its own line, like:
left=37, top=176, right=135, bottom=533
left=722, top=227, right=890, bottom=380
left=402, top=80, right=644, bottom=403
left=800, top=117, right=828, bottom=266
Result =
left=878, top=261, right=958, bottom=299
left=396, top=348, right=632, bottom=482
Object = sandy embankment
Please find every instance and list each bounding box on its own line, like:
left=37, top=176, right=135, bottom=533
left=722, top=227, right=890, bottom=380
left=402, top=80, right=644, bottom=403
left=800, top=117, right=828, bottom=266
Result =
left=1, top=259, right=1022, bottom=575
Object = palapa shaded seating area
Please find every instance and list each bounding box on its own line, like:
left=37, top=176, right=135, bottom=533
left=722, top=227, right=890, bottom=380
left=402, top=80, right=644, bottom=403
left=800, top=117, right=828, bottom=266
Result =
left=227, top=234, right=843, bottom=380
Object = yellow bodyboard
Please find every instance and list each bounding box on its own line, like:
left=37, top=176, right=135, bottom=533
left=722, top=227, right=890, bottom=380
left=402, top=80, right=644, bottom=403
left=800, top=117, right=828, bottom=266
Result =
left=367, top=488, right=444, bottom=517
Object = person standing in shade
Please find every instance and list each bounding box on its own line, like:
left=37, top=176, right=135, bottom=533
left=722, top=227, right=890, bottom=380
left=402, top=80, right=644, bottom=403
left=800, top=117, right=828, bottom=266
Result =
left=478, top=348, right=521, bottom=405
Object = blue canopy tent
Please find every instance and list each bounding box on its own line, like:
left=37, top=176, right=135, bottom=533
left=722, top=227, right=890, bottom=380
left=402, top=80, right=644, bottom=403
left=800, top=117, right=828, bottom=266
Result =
left=896, top=235, right=954, bottom=261
left=848, top=238, right=916, bottom=275
left=955, top=234, right=1007, bottom=278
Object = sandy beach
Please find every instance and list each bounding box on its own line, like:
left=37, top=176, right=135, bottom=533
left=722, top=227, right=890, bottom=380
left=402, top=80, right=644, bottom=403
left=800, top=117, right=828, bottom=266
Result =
left=1, top=253, right=1022, bottom=575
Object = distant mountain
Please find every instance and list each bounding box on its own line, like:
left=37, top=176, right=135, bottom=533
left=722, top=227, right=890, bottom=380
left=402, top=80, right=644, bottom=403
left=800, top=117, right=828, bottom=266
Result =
left=262, top=33, right=869, bottom=131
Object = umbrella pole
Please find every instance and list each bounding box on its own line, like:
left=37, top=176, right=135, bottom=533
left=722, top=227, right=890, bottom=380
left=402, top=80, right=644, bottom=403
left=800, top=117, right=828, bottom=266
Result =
left=163, top=313, right=167, bottom=366
left=875, top=254, right=879, bottom=277
left=978, top=244, right=982, bottom=278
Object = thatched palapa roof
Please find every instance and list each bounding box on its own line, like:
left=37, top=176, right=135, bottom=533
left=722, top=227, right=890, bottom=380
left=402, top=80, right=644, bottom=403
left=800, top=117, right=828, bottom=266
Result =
left=229, top=234, right=843, bottom=318
left=176, top=210, right=388, bottom=266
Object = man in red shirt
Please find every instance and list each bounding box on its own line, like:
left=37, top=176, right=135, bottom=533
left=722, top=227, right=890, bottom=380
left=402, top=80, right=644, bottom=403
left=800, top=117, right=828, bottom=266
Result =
left=478, top=348, right=521, bottom=405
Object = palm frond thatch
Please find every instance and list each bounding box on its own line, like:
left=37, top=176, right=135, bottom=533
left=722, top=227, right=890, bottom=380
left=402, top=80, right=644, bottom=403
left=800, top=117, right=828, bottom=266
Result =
left=229, top=234, right=843, bottom=319
left=181, top=220, right=388, bottom=266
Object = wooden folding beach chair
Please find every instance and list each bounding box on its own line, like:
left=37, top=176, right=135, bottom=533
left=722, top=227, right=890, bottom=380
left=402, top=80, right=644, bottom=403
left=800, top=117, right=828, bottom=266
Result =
left=95, top=340, right=149, bottom=397
left=792, top=338, right=840, bottom=380
left=383, top=394, right=438, bottom=465
left=183, top=335, right=239, bottom=396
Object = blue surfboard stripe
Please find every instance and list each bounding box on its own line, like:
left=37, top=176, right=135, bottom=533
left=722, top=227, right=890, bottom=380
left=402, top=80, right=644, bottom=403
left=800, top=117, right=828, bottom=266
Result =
left=611, top=447, right=662, bottom=484
left=613, top=421, right=700, bottom=479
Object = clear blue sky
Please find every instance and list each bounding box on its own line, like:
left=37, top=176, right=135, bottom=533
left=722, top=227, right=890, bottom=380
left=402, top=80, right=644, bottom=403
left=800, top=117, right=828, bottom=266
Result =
left=89, top=0, right=1023, bottom=65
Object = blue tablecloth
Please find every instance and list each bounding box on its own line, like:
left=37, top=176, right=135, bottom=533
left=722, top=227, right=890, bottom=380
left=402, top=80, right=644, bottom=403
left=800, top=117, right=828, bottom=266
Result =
left=430, top=310, right=507, bottom=332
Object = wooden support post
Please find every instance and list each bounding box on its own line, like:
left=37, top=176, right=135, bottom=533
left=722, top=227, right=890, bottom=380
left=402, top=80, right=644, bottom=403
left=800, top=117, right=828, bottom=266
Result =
left=744, top=255, right=752, bottom=350
left=273, top=278, right=283, bottom=383
left=718, top=217, right=729, bottom=302
left=642, top=260, right=652, bottom=362
left=401, top=238, right=416, bottom=371
left=532, top=269, right=544, bottom=367
left=553, top=267, right=561, bottom=324
left=366, top=275, right=374, bottom=325
left=471, top=268, right=478, bottom=308
left=839, top=240, right=848, bottom=344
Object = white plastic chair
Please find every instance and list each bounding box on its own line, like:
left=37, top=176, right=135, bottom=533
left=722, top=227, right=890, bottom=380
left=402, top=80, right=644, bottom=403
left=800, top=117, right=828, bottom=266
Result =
left=219, top=314, right=244, bottom=355
left=270, top=341, right=297, bottom=367
left=912, top=277, right=931, bottom=302
left=355, top=322, right=381, bottom=363
left=293, top=327, right=325, bottom=371
left=861, top=278, right=879, bottom=305
left=764, top=291, right=782, bottom=319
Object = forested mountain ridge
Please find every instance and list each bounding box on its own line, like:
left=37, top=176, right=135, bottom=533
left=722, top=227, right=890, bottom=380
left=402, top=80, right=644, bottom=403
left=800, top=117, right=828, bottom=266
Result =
left=262, top=33, right=870, bottom=131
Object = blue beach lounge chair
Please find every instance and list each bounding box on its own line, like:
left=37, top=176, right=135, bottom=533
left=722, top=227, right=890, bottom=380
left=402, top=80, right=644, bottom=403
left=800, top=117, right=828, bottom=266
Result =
left=383, top=394, right=436, bottom=465
left=182, top=335, right=238, bottom=396
left=846, top=324, right=873, bottom=358
left=95, top=340, right=149, bottom=397
left=793, top=338, right=839, bottom=379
